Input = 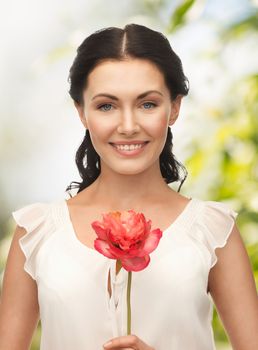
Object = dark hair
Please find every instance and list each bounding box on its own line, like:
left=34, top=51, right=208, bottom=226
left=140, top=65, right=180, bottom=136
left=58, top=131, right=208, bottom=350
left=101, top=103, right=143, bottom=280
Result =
left=65, top=23, right=189, bottom=197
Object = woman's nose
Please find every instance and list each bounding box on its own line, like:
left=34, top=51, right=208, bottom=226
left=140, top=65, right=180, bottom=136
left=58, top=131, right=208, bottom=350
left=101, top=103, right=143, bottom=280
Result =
left=117, top=109, right=140, bottom=135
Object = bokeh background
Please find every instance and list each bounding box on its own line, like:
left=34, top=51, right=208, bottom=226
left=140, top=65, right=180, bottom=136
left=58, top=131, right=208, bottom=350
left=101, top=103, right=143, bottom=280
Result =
left=0, top=0, right=257, bottom=349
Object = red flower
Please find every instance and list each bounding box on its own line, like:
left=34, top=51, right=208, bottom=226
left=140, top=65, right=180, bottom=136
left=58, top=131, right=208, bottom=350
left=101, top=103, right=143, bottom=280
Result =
left=91, top=209, right=163, bottom=272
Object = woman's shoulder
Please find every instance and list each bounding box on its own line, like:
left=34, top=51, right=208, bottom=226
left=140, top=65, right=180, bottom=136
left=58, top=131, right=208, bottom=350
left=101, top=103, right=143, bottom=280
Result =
left=12, top=200, right=52, bottom=223
left=192, top=197, right=238, bottom=223
left=189, top=197, right=239, bottom=269
left=11, top=197, right=65, bottom=227
left=11, top=198, right=65, bottom=280
left=169, top=193, right=238, bottom=224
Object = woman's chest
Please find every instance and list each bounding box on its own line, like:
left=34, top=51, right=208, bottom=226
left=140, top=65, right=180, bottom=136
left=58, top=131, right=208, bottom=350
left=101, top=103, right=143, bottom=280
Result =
left=68, top=202, right=188, bottom=249
left=37, top=228, right=209, bottom=306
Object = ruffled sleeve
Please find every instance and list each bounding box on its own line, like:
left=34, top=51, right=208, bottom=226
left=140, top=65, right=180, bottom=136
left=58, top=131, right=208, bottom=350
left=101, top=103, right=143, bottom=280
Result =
left=12, top=202, right=51, bottom=280
left=194, top=200, right=239, bottom=269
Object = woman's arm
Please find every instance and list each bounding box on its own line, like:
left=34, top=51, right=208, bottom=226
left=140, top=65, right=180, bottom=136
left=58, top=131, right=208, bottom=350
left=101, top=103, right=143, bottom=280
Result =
left=208, top=223, right=258, bottom=350
left=0, top=226, right=40, bottom=350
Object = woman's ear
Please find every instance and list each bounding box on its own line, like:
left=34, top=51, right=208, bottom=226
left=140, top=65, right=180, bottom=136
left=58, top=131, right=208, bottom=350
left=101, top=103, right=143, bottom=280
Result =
left=74, top=101, right=88, bottom=129
left=169, top=95, right=183, bottom=126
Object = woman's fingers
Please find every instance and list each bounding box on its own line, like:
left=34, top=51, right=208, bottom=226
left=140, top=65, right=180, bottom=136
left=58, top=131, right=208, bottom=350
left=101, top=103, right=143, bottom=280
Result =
left=103, top=335, right=138, bottom=349
left=103, top=334, right=154, bottom=350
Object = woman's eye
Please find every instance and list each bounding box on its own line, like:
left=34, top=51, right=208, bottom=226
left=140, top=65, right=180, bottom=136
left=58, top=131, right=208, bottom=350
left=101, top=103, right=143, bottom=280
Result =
left=98, top=103, right=113, bottom=112
left=98, top=102, right=156, bottom=111
left=142, top=102, right=156, bottom=109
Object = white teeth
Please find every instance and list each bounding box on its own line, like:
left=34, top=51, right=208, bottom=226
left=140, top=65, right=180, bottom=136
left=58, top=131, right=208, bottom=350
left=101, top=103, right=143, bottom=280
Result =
left=114, top=143, right=145, bottom=151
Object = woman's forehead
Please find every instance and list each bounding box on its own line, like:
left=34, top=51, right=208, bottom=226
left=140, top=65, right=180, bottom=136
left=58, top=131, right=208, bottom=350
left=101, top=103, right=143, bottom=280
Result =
left=89, top=57, right=163, bottom=76
left=85, top=58, right=167, bottom=97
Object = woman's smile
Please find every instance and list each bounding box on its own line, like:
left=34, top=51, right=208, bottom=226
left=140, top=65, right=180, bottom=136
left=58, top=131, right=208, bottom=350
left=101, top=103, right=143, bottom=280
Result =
left=109, top=141, right=149, bottom=157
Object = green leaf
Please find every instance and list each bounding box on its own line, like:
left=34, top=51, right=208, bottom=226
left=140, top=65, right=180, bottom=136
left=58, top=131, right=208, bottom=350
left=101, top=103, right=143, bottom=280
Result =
left=167, top=0, right=195, bottom=33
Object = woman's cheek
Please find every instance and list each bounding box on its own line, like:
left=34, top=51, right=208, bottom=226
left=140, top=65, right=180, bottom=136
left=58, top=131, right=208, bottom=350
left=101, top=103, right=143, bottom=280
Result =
left=159, top=117, right=169, bottom=129
left=87, top=116, right=110, bottom=134
left=148, top=114, right=169, bottom=134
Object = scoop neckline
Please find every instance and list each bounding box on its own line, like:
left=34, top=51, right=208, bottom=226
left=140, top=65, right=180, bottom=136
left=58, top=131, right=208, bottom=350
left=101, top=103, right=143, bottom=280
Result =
left=61, top=197, right=197, bottom=254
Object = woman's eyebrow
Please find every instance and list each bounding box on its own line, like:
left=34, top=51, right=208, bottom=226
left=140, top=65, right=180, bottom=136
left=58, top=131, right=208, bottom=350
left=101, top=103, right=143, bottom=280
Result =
left=91, top=90, right=163, bottom=101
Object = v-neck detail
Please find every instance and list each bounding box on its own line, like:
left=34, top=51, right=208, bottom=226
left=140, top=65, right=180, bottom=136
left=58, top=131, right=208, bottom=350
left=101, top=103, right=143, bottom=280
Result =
left=60, top=197, right=198, bottom=254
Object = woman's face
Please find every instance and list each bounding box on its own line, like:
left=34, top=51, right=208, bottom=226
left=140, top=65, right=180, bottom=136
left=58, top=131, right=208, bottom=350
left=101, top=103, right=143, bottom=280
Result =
left=75, top=57, right=182, bottom=176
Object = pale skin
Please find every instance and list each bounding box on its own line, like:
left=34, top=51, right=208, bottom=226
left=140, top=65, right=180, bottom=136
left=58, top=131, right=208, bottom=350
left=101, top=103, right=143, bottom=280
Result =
left=0, top=58, right=257, bottom=350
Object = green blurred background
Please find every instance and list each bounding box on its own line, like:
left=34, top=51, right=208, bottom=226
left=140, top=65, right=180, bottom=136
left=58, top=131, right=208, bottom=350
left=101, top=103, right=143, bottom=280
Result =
left=0, top=0, right=257, bottom=349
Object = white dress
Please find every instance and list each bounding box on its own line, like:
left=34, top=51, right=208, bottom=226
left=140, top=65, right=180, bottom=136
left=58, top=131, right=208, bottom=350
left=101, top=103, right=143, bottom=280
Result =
left=11, top=197, right=238, bottom=350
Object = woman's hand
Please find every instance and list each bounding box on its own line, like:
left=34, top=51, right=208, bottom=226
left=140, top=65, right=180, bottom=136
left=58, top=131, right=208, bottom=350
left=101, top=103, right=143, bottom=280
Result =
left=103, top=334, right=155, bottom=350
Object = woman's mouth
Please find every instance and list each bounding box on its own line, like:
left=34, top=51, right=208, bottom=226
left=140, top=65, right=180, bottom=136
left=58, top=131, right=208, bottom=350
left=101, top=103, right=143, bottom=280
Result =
left=109, top=142, right=149, bottom=156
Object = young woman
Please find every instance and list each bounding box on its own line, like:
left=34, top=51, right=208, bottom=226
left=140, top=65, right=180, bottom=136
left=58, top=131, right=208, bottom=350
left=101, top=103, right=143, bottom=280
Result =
left=0, top=23, right=257, bottom=350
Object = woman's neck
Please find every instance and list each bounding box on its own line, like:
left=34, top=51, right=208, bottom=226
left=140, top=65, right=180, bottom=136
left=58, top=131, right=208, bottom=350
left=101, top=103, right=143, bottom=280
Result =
left=81, top=170, right=179, bottom=211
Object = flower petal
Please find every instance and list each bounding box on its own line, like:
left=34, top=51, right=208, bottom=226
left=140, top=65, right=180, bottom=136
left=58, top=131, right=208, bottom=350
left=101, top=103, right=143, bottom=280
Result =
left=140, top=229, right=163, bottom=255
left=94, top=239, right=116, bottom=259
left=91, top=221, right=108, bottom=240
left=108, top=243, right=130, bottom=259
left=121, top=255, right=150, bottom=272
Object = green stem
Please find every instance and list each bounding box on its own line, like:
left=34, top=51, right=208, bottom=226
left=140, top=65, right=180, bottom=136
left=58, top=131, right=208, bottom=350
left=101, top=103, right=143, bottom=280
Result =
left=127, top=271, right=132, bottom=335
